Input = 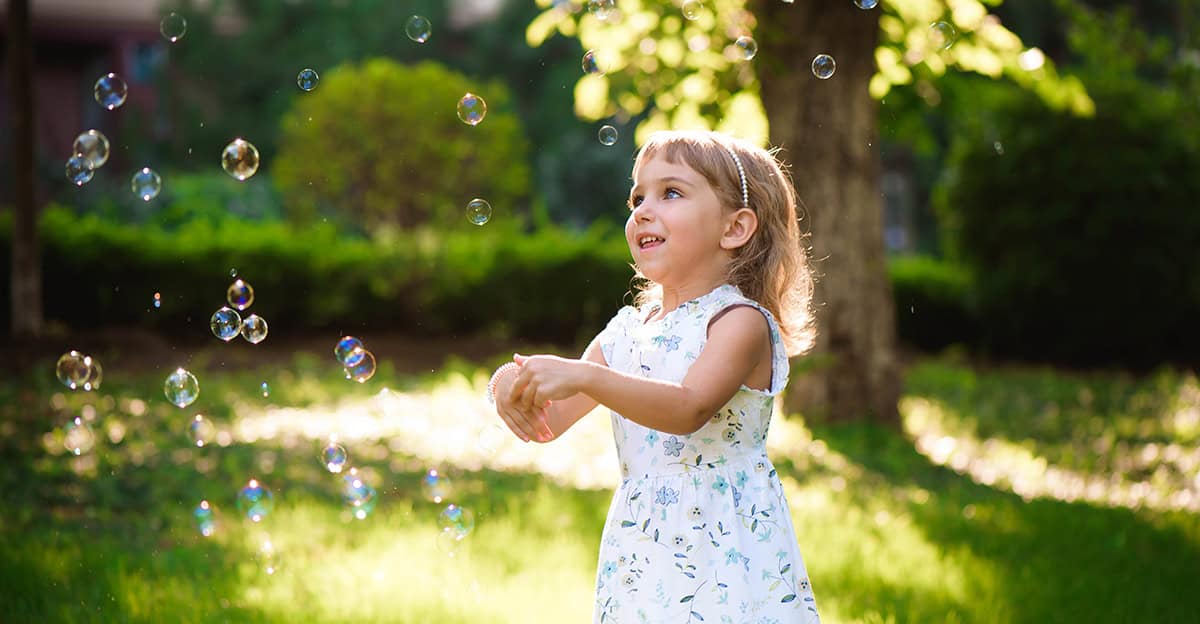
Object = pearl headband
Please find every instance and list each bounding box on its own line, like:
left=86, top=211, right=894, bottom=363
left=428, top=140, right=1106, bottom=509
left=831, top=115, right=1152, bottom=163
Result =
left=724, top=145, right=749, bottom=209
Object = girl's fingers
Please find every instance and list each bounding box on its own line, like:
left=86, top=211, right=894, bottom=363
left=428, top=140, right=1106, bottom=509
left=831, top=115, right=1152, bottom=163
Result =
left=497, top=408, right=529, bottom=442
left=507, top=406, right=542, bottom=442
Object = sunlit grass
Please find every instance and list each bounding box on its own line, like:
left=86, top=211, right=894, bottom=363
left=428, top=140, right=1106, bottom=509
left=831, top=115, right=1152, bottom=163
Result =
left=2, top=350, right=1199, bottom=622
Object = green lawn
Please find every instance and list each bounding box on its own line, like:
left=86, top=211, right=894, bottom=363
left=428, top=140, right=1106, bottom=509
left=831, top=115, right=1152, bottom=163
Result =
left=1, top=346, right=1198, bottom=623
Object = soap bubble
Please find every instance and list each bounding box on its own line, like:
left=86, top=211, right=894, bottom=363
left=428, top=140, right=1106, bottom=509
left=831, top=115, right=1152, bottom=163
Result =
left=334, top=336, right=365, bottom=366
left=160, top=12, right=187, bottom=42
left=241, top=314, right=269, bottom=344
left=341, top=470, right=378, bottom=520
left=194, top=500, right=216, bottom=536
left=73, top=130, right=110, bottom=168
left=812, top=54, right=836, bottom=79
left=131, top=167, right=162, bottom=201
left=164, top=368, right=200, bottom=408
left=734, top=36, right=758, bottom=61
left=587, top=0, right=615, bottom=20
left=63, top=417, right=96, bottom=456
left=296, top=68, right=319, bottom=91
left=152, top=292, right=162, bottom=309
left=421, top=469, right=453, bottom=504
left=56, top=351, right=91, bottom=390
left=478, top=423, right=506, bottom=455
left=221, top=138, right=260, bottom=181
left=237, top=478, right=274, bottom=522
left=227, top=279, right=254, bottom=310
left=437, top=529, right=465, bottom=557
left=260, top=382, right=270, bottom=398
left=582, top=49, right=605, bottom=75
left=466, top=198, right=492, bottom=225
left=854, top=0, right=878, bottom=8
left=344, top=350, right=376, bottom=383
left=321, top=442, right=348, bottom=473
left=598, top=125, right=618, bottom=146
left=210, top=306, right=242, bottom=341
left=929, top=21, right=957, bottom=50
left=437, top=503, right=476, bottom=538
left=682, top=0, right=703, bottom=20
left=94, top=73, right=127, bottom=110
left=65, top=155, right=94, bottom=186
left=188, top=414, right=216, bottom=447
left=82, top=358, right=103, bottom=392
left=405, top=15, right=431, bottom=43
left=457, top=93, right=487, bottom=126
left=257, top=537, right=280, bottom=574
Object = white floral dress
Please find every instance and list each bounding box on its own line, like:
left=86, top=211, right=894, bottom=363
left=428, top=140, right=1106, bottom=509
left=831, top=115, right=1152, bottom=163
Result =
left=593, top=283, right=821, bottom=624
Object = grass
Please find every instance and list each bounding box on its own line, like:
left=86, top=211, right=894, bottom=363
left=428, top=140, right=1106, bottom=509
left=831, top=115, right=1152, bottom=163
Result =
left=1, top=344, right=1198, bottom=623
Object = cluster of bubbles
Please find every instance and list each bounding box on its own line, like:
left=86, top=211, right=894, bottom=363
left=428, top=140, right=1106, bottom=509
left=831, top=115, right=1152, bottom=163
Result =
left=55, top=350, right=104, bottom=455
left=334, top=336, right=377, bottom=383
left=66, top=129, right=110, bottom=186
left=210, top=278, right=269, bottom=344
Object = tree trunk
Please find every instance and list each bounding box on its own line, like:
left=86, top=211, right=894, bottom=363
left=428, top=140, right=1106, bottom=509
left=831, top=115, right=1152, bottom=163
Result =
left=753, top=0, right=900, bottom=424
left=7, top=0, right=42, bottom=339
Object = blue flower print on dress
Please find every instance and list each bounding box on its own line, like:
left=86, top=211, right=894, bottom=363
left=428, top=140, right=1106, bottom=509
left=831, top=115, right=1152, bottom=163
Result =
left=652, top=334, right=682, bottom=352
left=645, top=430, right=659, bottom=446
left=602, top=561, right=617, bottom=578
left=663, top=436, right=684, bottom=457
left=655, top=486, right=679, bottom=507
left=713, top=474, right=729, bottom=495
left=735, top=470, right=749, bottom=488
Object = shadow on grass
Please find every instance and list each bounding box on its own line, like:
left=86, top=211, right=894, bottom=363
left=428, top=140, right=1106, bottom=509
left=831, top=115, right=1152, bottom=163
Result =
left=801, top=421, right=1200, bottom=624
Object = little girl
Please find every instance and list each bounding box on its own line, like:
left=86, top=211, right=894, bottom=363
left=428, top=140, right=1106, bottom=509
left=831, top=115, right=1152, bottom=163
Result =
left=488, top=130, right=821, bottom=623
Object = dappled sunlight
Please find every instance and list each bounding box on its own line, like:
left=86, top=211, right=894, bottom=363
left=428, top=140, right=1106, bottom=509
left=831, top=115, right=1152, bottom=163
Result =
left=904, top=396, right=1200, bottom=512
left=231, top=371, right=621, bottom=490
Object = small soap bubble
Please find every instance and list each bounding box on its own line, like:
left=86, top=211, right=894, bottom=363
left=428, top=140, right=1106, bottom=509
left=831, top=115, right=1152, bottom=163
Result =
left=241, top=314, right=269, bottom=344
left=131, top=167, right=162, bottom=201
left=210, top=306, right=242, bottom=341
left=261, top=382, right=270, bottom=398
left=73, top=130, right=110, bottom=169
left=94, top=73, right=127, bottom=110
left=257, top=537, right=280, bottom=574
left=221, top=138, right=260, bottom=181
left=82, top=358, right=102, bottom=392
left=63, top=416, right=96, bottom=456
left=812, top=54, right=836, bottom=79
left=581, top=49, right=605, bottom=75
left=421, top=469, right=453, bottom=504
left=165, top=368, right=200, bottom=408
left=929, top=21, right=958, bottom=50
left=587, top=0, right=615, bottom=20
left=457, top=93, right=487, bottom=126
left=598, top=125, right=618, bottom=146
left=56, top=351, right=91, bottom=390
left=994, top=141, right=1005, bottom=155
left=437, top=529, right=465, bottom=557
left=341, top=470, right=378, bottom=520
left=344, top=350, right=376, bottom=383
left=437, top=503, right=476, bottom=538
left=734, top=36, right=758, bottom=61
left=478, top=423, right=506, bottom=455
left=237, top=478, right=274, bottom=522
left=405, top=15, right=431, bottom=43
left=334, top=336, right=365, bottom=366
left=65, top=155, right=94, bottom=187
left=153, top=292, right=162, bottom=309
left=321, top=442, right=348, bottom=473
left=466, top=198, right=492, bottom=226
left=230, top=268, right=237, bottom=277
left=854, top=0, right=878, bottom=8
left=296, top=68, right=319, bottom=91
left=682, top=0, right=703, bottom=20
left=160, top=12, right=187, bottom=42
left=189, top=414, right=216, bottom=447
left=194, top=500, right=216, bottom=536
left=227, top=279, right=254, bottom=310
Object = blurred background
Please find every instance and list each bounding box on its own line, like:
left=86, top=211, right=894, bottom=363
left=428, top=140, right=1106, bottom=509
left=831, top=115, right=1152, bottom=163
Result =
left=1, top=0, right=1198, bottom=622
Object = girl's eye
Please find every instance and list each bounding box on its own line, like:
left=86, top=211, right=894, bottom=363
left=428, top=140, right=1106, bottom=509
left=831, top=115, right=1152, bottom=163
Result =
left=628, top=195, right=644, bottom=210
left=664, top=188, right=682, bottom=200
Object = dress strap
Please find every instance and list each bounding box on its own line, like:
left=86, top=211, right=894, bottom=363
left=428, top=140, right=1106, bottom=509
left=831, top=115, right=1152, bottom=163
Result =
left=702, top=286, right=790, bottom=396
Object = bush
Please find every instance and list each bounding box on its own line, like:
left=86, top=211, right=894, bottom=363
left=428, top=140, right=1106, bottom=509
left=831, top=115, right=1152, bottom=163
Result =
left=0, top=206, right=630, bottom=345
left=888, top=256, right=977, bottom=352
left=274, top=59, right=533, bottom=231
left=934, top=87, right=1200, bottom=368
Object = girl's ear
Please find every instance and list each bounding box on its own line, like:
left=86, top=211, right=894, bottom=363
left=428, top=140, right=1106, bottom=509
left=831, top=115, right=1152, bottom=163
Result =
left=720, top=207, right=758, bottom=250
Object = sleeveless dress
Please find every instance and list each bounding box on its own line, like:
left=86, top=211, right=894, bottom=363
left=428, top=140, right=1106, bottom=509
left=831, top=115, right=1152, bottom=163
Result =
left=593, top=283, right=821, bottom=624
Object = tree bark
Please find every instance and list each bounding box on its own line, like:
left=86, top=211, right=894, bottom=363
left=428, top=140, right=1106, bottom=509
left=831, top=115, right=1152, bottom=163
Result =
left=753, top=0, right=900, bottom=424
left=7, top=0, right=42, bottom=339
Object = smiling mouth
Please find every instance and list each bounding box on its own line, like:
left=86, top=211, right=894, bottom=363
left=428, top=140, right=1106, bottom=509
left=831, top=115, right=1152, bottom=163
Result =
left=638, top=236, right=665, bottom=250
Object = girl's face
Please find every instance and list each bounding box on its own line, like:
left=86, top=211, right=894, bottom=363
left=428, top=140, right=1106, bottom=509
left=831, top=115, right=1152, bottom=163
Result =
left=625, top=154, right=728, bottom=287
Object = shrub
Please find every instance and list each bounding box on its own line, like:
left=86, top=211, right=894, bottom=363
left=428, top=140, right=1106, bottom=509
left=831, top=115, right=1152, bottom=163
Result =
left=934, top=87, right=1200, bottom=368
left=888, top=255, right=977, bottom=353
left=273, top=59, right=533, bottom=231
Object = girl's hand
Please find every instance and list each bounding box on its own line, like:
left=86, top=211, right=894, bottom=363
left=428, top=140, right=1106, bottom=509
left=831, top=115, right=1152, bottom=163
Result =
left=494, top=365, right=555, bottom=443
left=511, top=354, right=586, bottom=413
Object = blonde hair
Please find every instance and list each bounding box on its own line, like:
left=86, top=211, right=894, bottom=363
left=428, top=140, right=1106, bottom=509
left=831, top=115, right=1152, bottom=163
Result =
left=629, top=130, right=816, bottom=356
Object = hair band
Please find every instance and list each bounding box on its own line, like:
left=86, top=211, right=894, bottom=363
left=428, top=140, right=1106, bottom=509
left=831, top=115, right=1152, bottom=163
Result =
left=724, top=145, right=749, bottom=209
